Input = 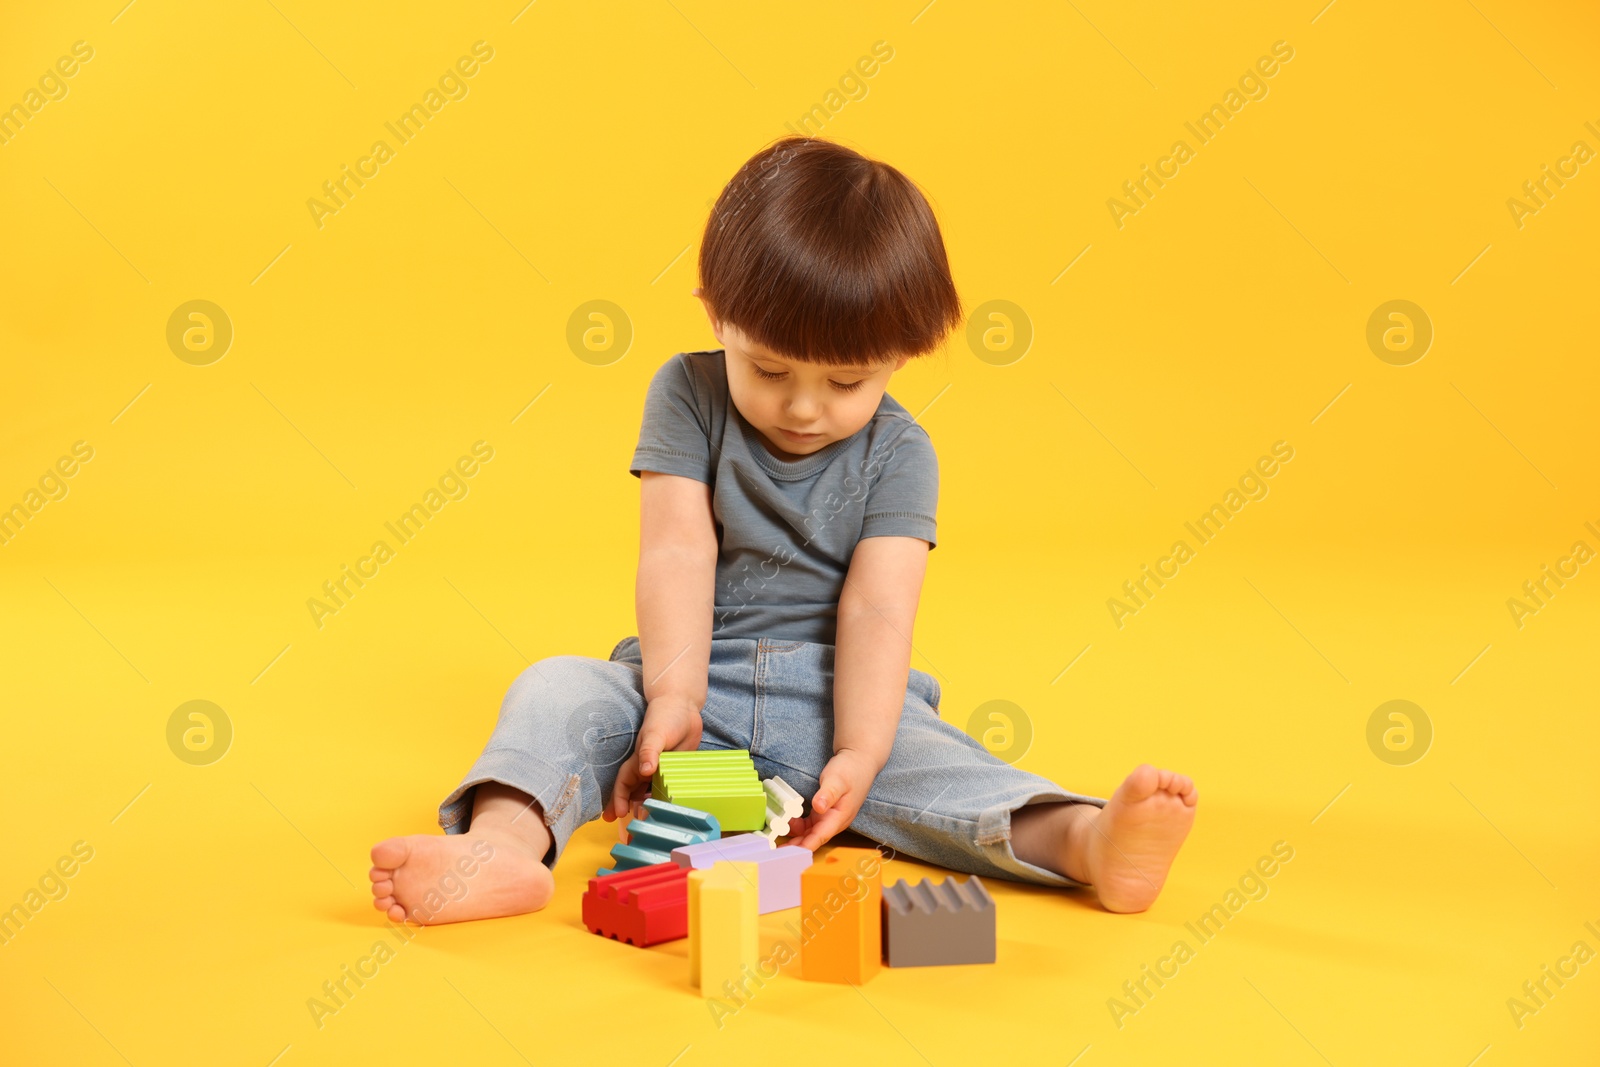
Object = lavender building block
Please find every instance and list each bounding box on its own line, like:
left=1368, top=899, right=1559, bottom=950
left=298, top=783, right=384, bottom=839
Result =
left=670, top=838, right=812, bottom=913
left=750, top=846, right=812, bottom=913
left=671, top=833, right=774, bottom=870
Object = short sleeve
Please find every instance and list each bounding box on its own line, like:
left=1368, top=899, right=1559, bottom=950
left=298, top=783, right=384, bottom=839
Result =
left=859, top=425, right=938, bottom=549
left=629, top=355, right=715, bottom=484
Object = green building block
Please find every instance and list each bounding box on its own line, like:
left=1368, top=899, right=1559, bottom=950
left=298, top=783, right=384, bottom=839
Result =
left=651, top=750, right=768, bottom=831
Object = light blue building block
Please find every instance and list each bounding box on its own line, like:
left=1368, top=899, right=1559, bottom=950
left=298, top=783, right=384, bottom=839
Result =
left=597, top=798, right=720, bottom=877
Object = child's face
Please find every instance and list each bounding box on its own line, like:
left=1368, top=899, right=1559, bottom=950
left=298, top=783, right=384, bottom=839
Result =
left=699, top=298, right=908, bottom=462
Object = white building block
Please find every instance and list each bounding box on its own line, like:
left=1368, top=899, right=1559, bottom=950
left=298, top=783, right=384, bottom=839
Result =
left=760, top=775, right=804, bottom=844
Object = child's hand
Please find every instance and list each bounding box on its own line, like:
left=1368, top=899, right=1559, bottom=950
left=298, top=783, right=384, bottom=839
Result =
left=604, top=694, right=704, bottom=823
left=791, top=748, right=880, bottom=851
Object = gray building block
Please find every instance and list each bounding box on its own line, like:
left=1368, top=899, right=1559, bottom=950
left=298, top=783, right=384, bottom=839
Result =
left=882, top=876, right=996, bottom=967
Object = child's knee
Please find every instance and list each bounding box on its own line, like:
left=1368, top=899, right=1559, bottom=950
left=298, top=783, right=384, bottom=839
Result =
left=496, top=656, right=639, bottom=763
left=512, top=653, right=604, bottom=690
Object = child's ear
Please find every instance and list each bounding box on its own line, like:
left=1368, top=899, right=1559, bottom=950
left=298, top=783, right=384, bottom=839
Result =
left=892, top=354, right=910, bottom=372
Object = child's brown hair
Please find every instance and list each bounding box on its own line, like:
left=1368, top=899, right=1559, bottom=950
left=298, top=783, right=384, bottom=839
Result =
left=698, top=136, right=962, bottom=367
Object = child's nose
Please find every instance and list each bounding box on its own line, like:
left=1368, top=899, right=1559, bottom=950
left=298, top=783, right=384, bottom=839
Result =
left=786, top=393, right=822, bottom=421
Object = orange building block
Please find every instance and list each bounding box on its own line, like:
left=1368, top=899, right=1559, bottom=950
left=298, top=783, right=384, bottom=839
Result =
left=798, top=846, right=882, bottom=984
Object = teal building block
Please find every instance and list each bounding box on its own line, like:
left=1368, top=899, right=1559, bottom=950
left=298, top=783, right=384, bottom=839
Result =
left=597, top=798, right=720, bottom=877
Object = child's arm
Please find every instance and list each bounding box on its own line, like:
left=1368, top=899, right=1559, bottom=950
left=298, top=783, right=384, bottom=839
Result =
left=792, top=534, right=930, bottom=850
left=606, top=470, right=719, bottom=821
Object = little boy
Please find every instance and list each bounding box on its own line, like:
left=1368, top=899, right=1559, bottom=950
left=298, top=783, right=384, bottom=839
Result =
left=370, top=136, right=1196, bottom=924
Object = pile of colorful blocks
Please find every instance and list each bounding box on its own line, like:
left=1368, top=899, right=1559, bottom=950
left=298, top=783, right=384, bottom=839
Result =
left=581, top=749, right=996, bottom=993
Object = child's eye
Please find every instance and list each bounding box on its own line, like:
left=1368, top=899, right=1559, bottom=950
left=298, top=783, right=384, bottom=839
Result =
left=750, top=365, right=866, bottom=391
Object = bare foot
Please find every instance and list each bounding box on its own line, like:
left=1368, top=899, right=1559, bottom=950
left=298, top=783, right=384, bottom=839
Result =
left=1080, top=764, right=1197, bottom=913
left=369, top=826, right=554, bottom=925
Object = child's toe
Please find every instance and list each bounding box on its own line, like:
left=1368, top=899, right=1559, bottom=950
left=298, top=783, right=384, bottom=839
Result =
left=370, top=837, right=411, bottom=868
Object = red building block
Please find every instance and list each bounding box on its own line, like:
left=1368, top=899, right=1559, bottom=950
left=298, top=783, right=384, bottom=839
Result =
left=582, top=862, right=691, bottom=946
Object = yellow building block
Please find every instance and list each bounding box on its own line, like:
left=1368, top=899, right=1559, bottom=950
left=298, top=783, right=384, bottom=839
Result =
left=798, top=846, right=882, bottom=984
left=688, top=861, right=759, bottom=995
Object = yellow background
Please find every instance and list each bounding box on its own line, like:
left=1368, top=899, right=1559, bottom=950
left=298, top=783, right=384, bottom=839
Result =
left=2, top=0, right=1597, bottom=1063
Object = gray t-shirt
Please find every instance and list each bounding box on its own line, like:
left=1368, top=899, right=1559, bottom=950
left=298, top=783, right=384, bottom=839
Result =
left=629, top=349, right=938, bottom=645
